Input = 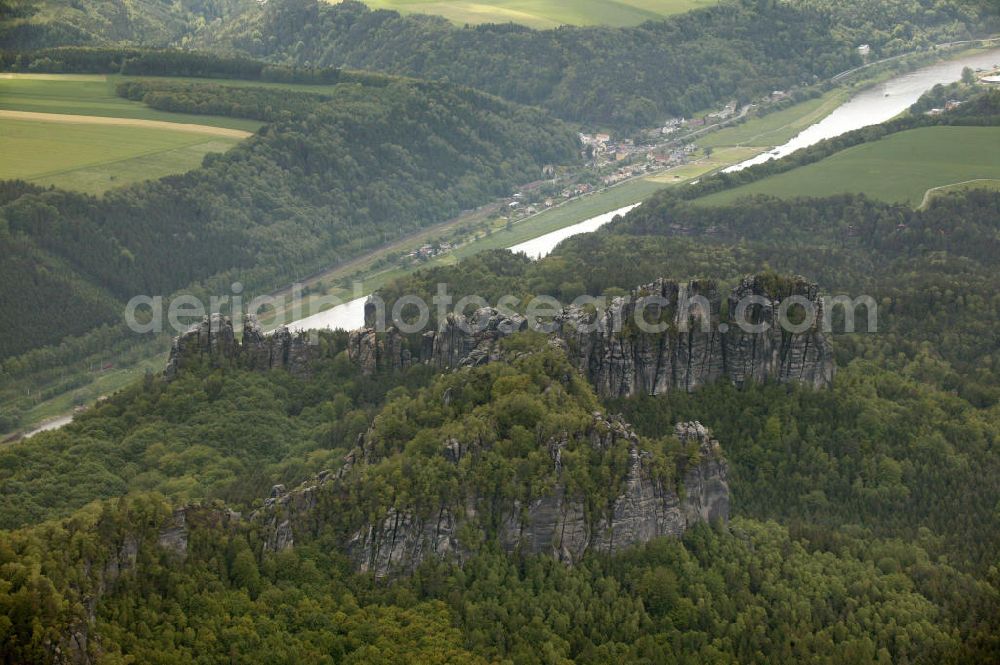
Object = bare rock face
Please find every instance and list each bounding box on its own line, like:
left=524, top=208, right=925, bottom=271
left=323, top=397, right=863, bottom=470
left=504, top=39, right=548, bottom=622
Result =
left=165, top=315, right=318, bottom=379
left=347, top=308, right=528, bottom=376
left=723, top=275, right=834, bottom=391
left=348, top=275, right=835, bottom=397
left=253, top=419, right=729, bottom=577
left=349, top=508, right=461, bottom=576
left=157, top=509, right=190, bottom=559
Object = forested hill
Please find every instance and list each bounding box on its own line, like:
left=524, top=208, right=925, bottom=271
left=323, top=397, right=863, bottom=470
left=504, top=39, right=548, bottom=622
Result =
left=3, top=189, right=1000, bottom=661
left=0, top=0, right=253, bottom=50
left=198, top=0, right=993, bottom=129
left=0, top=73, right=580, bottom=360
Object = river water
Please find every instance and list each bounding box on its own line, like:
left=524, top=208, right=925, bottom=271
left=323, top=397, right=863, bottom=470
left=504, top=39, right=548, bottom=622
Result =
left=26, top=49, right=998, bottom=439
left=508, top=203, right=643, bottom=259
left=287, top=204, right=643, bottom=332
left=289, top=48, right=1000, bottom=334
left=727, top=48, right=1000, bottom=172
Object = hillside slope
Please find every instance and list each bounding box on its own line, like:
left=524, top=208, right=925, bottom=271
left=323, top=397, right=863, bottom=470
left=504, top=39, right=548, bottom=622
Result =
left=198, top=0, right=992, bottom=128
left=0, top=71, right=580, bottom=359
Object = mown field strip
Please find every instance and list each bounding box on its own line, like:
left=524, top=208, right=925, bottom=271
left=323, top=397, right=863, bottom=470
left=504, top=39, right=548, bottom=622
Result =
left=0, top=110, right=254, bottom=138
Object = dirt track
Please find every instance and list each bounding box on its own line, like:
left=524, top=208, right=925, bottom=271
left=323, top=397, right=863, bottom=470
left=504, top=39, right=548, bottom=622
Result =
left=0, top=109, right=254, bottom=138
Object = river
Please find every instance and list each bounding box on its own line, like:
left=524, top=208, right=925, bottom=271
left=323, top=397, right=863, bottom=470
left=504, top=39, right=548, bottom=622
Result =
left=288, top=203, right=644, bottom=332
left=24, top=48, right=999, bottom=440
left=727, top=48, right=1000, bottom=172
left=290, top=48, right=1000, bottom=333
left=508, top=203, right=643, bottom=259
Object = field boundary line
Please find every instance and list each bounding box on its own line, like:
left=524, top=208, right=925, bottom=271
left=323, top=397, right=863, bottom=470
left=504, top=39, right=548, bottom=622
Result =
left=0, top=110, right=254, bottom=138
left=920, top=179, right=1000, bottom=209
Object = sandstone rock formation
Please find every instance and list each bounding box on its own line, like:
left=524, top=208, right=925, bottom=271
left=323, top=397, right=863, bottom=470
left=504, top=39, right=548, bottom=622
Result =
left=164, top=314, right=318, bottom=379
left=348, top=275, right=835, bottom=397
left=253, top=418, right=729, bottom=578
left=165, top=276, right=834, bottom=398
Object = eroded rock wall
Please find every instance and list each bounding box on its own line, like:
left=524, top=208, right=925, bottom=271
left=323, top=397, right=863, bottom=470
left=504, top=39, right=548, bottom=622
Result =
left=254, top=419, right=729, bottom=578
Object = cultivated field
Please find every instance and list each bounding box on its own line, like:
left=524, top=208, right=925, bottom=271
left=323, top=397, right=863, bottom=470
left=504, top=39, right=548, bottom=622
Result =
left=694, top=126, right=1000, bottom=207
left=0, top=74, right=261, bottom=129
left=0, top=74, right=261, bottom=194
left=355, top=0, right=715, bottom=28
left=0, top=117, right=245, bottom=193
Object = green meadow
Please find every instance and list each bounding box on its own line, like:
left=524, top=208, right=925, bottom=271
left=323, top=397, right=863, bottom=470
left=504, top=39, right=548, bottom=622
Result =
left=356, top=0, right=715, bottom=28
left=0, top=74, right=264, bottom=193
left=694, top=126, right=1000, bottom=207
left=0, top=74, right=262, bottom=130
left=0, top=118, right=244, bottom=194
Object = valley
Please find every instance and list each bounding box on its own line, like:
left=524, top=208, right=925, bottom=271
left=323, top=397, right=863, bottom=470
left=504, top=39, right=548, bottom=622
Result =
left=5, top=46, right=999, bottom=435
left=2, top=2, right=1000, bottom=662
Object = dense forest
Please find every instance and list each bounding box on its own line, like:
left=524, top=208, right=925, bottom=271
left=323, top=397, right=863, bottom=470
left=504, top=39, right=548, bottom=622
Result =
left=3, top=2, right=1000, bottom=662
left=5, top=0, right=992, bottom=128
left=0, top=0, right=252, bottom=50
left=198, top=0, right=994, bottom=128
left=0, top=71, right=579, bottom=361
left=3, top=182, right=1000, bottom=659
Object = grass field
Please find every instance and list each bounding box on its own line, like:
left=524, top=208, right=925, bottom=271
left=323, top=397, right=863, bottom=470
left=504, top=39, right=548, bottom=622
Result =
left=694, top=127, right=1000, bottom=207
left=0, top=118, right=245, bottom=193
left=646, top=146, right=764, bottom=183
left=0, top=74, right=262, bottom=130
left=354, top=0, right=716, bottom=28
left=920, top=179, right=1000, bottom=208
left=0, top=74, right=264, bottom=193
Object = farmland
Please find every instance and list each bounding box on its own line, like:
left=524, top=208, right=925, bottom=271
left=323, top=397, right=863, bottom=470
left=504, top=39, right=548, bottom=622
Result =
left=0, top=117, right=246, bottom=194
left=694, top=126, right=1000, bottom=207
left=0, top=74, right=261, bottom=193
left=354, top=0, right=716, bottom=28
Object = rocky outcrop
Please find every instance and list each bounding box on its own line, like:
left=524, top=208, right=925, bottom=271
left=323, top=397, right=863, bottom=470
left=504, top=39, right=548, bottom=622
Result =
left=349, top=508, right=462, bottom=576
left=348, top=275, right=835, bottom=397
left=347, top=308, right=529, bottom=375
left=167, top=276, right=834, bottom=396
left=254, top=418, right=729, bottom=578
left=165, top=314, right=318, bottom=379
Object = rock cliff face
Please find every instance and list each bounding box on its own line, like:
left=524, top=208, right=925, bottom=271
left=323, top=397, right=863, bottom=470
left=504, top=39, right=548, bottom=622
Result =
left=254, top=419, right=729, bottom=578
left=164, top=314, right=318, bottom=379
left=348, top=275, right=835, bottom=397
left=166, top=276, right=834, bottom=398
